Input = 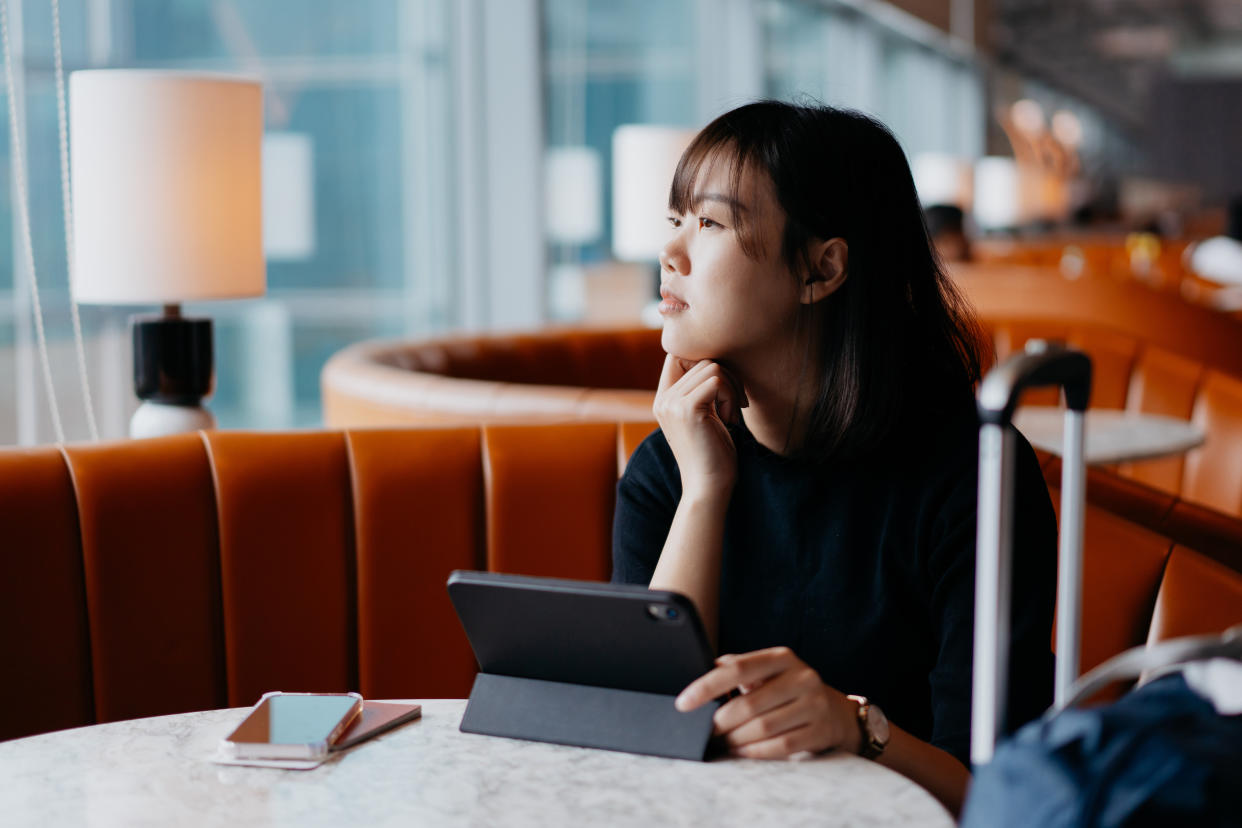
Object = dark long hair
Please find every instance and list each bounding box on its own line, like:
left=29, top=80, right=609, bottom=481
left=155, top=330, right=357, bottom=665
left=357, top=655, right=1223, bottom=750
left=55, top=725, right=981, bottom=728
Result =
left=669, top=101, right=985, bottom=462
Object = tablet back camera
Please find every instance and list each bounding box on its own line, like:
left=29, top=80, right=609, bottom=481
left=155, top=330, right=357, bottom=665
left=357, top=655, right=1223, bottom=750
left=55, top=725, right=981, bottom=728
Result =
left=646, top=603, right=684, bottom=623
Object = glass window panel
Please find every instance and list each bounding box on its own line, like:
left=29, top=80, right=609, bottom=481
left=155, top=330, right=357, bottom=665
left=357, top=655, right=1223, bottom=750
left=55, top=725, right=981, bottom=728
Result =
left=18, top=0, right=91, bottom=64
left=0, top=94, right=11, bottom=294
left=264, top=85, right=404, bottom=291
left=761, top=0, right=827, bottom=102
left=762, top=0, right=984, bottom=161
left=543, top=0, right=696, bottom=322
left=123, top=0, right=400, bottom=62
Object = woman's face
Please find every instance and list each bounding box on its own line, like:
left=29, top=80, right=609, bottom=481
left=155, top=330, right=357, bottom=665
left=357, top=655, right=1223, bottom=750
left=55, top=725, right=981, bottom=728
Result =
left=657, top=156, right=803, bottom=365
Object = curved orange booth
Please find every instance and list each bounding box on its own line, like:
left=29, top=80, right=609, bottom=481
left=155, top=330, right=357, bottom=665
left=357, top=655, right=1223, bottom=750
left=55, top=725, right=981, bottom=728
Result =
left=3, top=426, right=1239, bottom=742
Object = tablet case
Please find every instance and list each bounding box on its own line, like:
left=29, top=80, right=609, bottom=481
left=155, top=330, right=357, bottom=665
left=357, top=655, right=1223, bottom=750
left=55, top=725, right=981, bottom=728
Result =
left=447, top=571, right=721, bottom=761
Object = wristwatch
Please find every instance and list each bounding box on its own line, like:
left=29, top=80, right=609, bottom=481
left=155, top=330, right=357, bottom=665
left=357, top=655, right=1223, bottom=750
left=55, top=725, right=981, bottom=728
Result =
left=846, top=694, right=890, bottom=760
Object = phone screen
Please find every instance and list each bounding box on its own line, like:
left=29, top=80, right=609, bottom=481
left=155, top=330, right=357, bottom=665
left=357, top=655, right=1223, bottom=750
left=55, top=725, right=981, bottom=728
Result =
left=228, top=694, right=360, bottom=746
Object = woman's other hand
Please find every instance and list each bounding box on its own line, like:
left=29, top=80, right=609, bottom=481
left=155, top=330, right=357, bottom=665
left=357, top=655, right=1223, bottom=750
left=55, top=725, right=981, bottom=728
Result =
left=674, top=646, right=862, bottom=758
left=654, top=353, right=748, bottom=502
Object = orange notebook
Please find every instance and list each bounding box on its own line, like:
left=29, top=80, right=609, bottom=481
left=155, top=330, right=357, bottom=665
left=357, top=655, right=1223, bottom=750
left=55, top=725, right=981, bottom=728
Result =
left=331, top=702, right=422, bottom=751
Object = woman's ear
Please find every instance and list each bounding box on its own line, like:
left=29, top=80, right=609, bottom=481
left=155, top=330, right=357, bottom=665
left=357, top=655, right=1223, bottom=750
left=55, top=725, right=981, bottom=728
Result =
left=801, top=237, right=849, bottom=305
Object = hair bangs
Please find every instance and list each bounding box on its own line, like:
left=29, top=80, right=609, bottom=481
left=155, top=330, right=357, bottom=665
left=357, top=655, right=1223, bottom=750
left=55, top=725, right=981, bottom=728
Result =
left=668, top=127, right=766, bottom=259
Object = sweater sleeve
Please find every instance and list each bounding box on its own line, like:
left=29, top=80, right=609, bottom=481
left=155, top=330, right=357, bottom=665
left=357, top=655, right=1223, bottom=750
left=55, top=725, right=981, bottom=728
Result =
left=611, top=429, right=681, bottom=585
left=924, top=429, right=1058, bottom=767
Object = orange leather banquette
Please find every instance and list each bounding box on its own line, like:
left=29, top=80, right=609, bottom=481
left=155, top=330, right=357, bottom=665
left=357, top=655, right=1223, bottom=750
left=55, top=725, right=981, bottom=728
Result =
left=3, top=425, right=1240, bottom=743
left=959, top=267, right=1242, bottom=533
left=323, top=265, right=1242, bottom=433
left=951, top=264, right=1242, bottom=381
left=970, top=236, right=1194, bottom=288
left=322, top=328, right=665, bottom=427
left=326, top=265, right=1242, bottom=514
left=970, top=235, right=1242, bottom=313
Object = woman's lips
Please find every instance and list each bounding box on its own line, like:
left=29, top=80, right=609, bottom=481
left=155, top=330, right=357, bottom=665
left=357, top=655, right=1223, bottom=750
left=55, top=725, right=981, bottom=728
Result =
left=659, top=287, right=688, bottom=315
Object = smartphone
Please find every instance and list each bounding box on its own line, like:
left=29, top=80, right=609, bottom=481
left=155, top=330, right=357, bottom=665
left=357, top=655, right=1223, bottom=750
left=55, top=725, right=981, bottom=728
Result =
left=221, top=691, right=363, bottom=761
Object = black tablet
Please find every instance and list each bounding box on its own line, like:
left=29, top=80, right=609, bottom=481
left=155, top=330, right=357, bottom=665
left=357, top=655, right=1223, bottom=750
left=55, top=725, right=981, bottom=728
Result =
left=446, top=570, right=715, bottom=696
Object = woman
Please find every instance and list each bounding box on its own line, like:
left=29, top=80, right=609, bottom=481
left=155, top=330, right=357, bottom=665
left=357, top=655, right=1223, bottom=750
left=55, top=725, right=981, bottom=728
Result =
left=612, top=102, right=1057, bottom=817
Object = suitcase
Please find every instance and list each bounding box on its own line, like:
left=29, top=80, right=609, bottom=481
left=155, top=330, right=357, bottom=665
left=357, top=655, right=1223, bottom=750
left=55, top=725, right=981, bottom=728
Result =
left=971, top=339, right=1092, bottom=765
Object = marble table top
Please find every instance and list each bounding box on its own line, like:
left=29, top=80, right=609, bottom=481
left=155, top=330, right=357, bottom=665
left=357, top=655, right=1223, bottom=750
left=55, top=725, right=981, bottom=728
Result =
left=1012, top=406, right=1206, bottom=465
left=0, top=699, right=954, bottom=828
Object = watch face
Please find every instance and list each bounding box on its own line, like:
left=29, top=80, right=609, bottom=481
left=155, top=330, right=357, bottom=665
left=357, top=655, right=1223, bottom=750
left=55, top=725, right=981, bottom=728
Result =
left=867, top=704, right=891, bottom=744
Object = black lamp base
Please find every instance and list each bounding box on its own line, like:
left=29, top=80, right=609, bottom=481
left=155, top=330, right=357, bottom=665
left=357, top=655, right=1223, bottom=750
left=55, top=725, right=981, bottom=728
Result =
left=131, top=311, right=214, bottom=405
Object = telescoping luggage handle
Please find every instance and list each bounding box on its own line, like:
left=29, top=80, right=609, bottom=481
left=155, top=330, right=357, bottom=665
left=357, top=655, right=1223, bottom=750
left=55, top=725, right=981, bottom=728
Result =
left=971, top=340, right=1092, bottom=766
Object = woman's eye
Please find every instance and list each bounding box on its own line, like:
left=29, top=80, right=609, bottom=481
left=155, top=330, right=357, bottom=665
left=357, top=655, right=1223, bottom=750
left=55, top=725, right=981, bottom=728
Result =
left=698, top=216, right=720, bottom=229
left=667, top=216, right=682, bottom=229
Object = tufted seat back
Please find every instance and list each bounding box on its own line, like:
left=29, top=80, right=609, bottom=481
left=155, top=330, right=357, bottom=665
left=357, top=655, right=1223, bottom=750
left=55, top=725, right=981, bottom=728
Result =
left=1, top=426, right=623, bottom=741
left=3, top=425, right=1241, bottom=743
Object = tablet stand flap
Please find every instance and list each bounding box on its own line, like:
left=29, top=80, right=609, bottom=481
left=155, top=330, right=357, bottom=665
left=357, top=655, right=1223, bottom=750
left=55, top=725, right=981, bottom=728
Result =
left=460, top=672, right=719, bottom=761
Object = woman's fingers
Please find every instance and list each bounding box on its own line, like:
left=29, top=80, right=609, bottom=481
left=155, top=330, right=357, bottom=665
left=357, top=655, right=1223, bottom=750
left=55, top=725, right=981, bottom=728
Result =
left=710, top=663, right=814, bottom=735
left=675, top=647, right=799, bottom=711
left=732, top=724, right=821, bottom=759
left=681, top=375, right=735, bottom=424
left=722, top=696, right=811, bottom=748
left=676, top=365, right=743, bottom=425
left=666, top=358, right=717, bottom=393
left=687, top=362, right=747, bottom=411
left=657, top=370, right=734, bottom=426
left=677, top=646, right=849, bottom=760
left=654, top=356, right=745, bottom=497
left=656, top=352, right=690, bottom=394
left=660, top=356, right=748, bottom=411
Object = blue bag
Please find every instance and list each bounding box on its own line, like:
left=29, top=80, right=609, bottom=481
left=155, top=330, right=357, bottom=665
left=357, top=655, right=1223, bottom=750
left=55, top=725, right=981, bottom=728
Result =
left=963, top=635, right=1242, bottom=828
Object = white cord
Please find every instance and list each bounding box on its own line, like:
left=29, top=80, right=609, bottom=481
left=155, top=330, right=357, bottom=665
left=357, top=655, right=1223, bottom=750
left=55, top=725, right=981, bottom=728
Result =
left=52, top=0, right=99, bottom=440
left=1, top=0, right=65, bottom=443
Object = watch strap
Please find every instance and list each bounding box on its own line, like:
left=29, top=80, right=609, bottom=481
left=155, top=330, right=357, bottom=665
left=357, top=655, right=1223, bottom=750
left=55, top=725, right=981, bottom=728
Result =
left=847, top=694, right=886, bottom=760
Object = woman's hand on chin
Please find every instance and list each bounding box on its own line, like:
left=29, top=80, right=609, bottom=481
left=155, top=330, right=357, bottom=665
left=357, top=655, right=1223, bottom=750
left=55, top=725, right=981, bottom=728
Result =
left=674, top=646, right=861, bottom=759
left=654, top=354, right=748, bottom=502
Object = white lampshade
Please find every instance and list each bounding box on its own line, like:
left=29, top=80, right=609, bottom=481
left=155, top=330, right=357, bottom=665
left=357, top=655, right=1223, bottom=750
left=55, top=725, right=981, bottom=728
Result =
left=911, top=153, right=973, bottom=210
left=611, top=125, right=696, bottom=262
left=546, top=146, right=602, bottom=245
left=70, top=70, right=266, bottom=304
left=973, top=157, right=1020, bottom=230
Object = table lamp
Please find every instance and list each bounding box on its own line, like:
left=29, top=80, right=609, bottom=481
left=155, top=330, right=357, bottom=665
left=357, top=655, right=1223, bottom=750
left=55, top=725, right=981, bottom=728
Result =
left=546, top=145, right=603, bottom=247
left=69, top=70, right=265, bottom=438
left=611, top=125, right=695, bottom=325
left=973, top=156, right=1021, bottom=232
left=611, top=125, right=696, bottom=262
left=911, top=153, right=973, bottom=211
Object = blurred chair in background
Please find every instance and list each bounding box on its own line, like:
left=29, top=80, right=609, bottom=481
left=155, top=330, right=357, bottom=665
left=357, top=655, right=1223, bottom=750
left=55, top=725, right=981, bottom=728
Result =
left=924, top=204, right=972, bottom=264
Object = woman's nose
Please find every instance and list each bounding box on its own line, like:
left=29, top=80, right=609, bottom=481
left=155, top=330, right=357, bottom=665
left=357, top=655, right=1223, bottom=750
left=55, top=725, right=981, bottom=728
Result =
left=660, top=239, right=689, bottom=276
